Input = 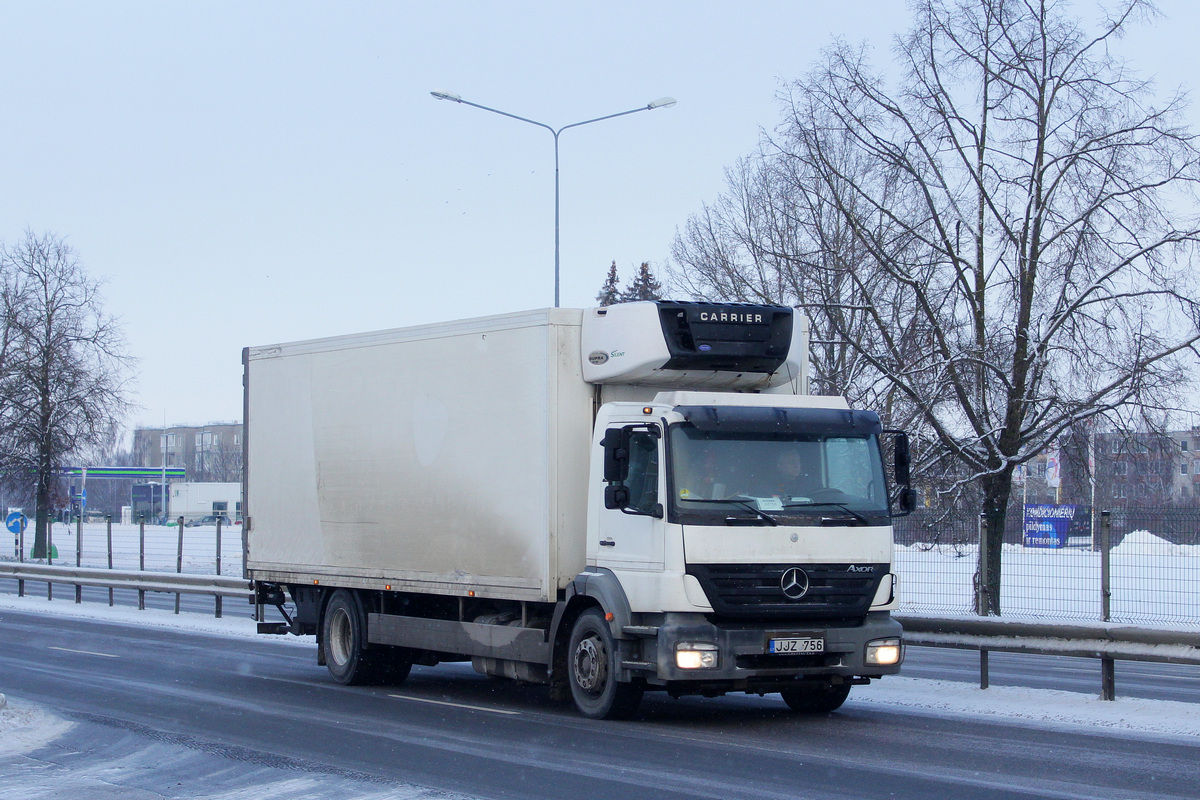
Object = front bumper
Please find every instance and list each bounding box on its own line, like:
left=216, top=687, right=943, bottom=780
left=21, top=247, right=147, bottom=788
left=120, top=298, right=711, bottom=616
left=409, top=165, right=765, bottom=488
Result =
left=624, top=611, right=903, bottom=692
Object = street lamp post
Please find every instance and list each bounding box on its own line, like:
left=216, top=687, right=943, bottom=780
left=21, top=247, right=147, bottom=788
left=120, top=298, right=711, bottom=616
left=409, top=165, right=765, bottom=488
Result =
left=431, top=90, right=676, bottom=308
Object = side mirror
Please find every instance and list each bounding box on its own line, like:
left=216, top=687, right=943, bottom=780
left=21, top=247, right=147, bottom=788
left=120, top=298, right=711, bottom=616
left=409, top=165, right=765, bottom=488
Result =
left=893, top=432, right=911, bottom=486
left=602, top=428, right=631, bottom=483
left=883, top=430, right=915, bottom=517
left=605, top=484, right=630, bottom=510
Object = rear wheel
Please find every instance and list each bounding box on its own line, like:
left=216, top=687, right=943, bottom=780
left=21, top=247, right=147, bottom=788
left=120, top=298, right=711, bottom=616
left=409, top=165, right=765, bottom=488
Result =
left=780, top=682, right=851, bottom=713
left=322, top=589, right=411, bottom=686
left=568, top=609, right=643, bottom=719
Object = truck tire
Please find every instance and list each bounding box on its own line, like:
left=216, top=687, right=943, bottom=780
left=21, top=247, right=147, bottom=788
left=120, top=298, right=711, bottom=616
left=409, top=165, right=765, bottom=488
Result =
left=567, top=608, right=642, bottom=720
left=780, top=683, right=851, bottom=713
left=321, top=590, right=412, bottom=686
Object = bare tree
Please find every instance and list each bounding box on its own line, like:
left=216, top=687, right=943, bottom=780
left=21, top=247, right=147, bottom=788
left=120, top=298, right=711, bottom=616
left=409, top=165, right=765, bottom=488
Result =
left=0, top=231, right=133, bottom=558
left=192, top=436, right=243, bottom=483
left=671, top=0, right=1200, bottom=612
left=670, top=109, right=949, bottom=527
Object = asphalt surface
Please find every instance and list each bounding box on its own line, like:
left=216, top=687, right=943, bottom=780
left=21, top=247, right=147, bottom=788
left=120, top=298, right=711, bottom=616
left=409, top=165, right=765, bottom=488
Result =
left=2, top=606, right=1198, bottom=800
left=5, top=577, right=1198, bottom=703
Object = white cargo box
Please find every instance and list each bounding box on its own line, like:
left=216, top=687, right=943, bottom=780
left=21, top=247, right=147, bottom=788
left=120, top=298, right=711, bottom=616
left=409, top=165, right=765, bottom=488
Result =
left=243, top=308, right=593, bottom=602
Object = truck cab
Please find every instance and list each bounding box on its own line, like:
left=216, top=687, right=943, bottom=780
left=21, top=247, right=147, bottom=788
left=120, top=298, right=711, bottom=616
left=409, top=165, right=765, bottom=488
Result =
left=573, top=392, right=906, bottom=716
left=552, top=302, right=910, bottom=717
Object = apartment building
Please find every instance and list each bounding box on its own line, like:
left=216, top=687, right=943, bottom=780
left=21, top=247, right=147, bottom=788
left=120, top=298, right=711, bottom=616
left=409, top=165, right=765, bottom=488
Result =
left=132, top=422, right=243, bottom=483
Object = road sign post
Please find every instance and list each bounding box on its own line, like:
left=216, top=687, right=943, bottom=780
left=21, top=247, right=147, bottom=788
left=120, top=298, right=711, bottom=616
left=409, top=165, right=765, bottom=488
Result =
left=8, top=512, right=26, bottom=595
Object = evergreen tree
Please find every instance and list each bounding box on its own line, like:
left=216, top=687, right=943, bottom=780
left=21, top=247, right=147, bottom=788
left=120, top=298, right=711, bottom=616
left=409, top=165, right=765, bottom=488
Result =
left=595, top=261, right=622, bottom=306
left=620, top=261, right=663, bottom=302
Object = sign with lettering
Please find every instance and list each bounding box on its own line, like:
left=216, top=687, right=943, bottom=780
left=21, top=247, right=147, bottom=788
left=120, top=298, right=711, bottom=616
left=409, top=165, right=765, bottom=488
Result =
left=693, top=309, right=768, bottom=324
left=1023, top=504, right=1075, bottom=548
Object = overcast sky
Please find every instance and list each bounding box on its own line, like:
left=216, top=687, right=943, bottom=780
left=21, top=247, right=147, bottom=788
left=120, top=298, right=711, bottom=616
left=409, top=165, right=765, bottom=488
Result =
left=2, top=1, right=1197, bottom=433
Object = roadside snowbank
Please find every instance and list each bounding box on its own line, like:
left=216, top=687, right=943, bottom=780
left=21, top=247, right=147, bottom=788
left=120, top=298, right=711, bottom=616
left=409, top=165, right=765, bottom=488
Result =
left=0, top=591, right=311, bottom=644
left=853, top=676, right=1200, bottom=740
left=1115, top=529, right=1192, bottom=556
left=0, top=692, right=74, bottom=757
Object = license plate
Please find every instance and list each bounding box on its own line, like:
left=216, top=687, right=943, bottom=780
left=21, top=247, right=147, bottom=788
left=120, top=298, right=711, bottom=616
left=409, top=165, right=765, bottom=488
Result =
left=769, top=637, right=825, bottom=654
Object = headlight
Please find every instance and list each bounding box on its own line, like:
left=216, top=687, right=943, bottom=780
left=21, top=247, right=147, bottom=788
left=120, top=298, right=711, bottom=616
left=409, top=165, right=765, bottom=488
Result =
left=675, top=642, right=719, bottom=669
left=865, top=637, right=902, bottom=666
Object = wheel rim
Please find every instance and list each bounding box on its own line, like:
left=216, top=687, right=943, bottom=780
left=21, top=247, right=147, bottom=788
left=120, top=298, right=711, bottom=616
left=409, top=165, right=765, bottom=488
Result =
left=573, top=634, right=607, bottom=694
left=328, top=606, right=352, bottom=666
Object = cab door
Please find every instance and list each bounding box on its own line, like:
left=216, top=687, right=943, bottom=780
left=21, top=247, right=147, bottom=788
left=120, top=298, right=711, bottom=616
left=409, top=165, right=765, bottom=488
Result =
left=594, top=424, right=665, bottom=570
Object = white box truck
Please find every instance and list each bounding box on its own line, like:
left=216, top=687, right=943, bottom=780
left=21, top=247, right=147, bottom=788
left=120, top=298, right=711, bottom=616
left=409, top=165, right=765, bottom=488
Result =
left=243, top=301, right=913, bottom=718
left=169, top=482, right=241, bottom=526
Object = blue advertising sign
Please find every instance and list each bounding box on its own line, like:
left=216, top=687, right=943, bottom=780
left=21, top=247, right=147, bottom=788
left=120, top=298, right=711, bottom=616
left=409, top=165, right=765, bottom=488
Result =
left=1023, top=504, right=1075, bottom=548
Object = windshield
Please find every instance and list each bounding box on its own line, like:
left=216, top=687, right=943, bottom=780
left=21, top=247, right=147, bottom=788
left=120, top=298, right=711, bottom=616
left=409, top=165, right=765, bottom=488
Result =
left=668, top=422, right=891, bottom=526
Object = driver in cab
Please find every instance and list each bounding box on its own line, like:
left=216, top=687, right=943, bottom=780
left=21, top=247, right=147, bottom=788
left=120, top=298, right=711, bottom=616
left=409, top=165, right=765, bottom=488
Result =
left=764, top=448, right=818, bottom=501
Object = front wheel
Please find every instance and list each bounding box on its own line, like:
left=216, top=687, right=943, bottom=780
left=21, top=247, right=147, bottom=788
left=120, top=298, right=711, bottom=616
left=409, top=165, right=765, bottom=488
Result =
left=780, top=682, right=851, bottom=713
left=567, top=609, right=643, bottom=720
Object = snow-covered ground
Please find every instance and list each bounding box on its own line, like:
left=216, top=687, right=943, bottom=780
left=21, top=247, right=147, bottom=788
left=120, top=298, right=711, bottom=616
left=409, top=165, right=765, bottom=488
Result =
left=897, top=529, right=1200, bottom=625
left=8, top=520, right=243, bottom=575
left=0, top=692, right=73, bottom=758
left=1, top=591, right=1198, bottom=746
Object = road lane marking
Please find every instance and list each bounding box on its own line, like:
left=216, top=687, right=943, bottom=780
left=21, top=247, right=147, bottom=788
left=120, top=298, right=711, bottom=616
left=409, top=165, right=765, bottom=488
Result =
left=388, top=694, right=519, bottom=715
left=48, top=646, right=119, bottom=658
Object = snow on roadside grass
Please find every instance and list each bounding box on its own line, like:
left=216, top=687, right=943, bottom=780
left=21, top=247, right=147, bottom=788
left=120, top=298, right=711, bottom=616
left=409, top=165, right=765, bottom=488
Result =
left=10, top=521, right=242, bottom=574
left=1, top=592, right=1198, bottom=743
left=894, top=530, right=1200, bottom=624
left=852, top=676, right=1200, bottom=740
left=0, top=589, right=310, bottom=645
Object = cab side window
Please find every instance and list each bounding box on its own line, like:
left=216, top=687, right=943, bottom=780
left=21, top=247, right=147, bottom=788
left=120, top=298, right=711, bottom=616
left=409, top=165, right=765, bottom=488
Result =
left=622, top=432, right=659, bottom=515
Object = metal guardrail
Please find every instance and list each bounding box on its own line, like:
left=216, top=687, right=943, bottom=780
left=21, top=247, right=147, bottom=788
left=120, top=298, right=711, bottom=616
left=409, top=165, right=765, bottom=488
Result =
left=0, top=561, right=253, bottom=612
left=897, top=614, right=1200, bottom=700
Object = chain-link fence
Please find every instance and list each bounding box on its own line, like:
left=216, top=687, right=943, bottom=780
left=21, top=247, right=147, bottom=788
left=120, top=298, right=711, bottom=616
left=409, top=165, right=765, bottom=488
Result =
left=7, top=518, right=241, bottom=577
left=895, top=507, right=1200, bottom=626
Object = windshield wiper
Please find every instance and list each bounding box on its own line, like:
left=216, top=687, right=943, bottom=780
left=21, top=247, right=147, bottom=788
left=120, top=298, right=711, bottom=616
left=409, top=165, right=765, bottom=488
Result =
left=698, top=498, right=780, bottom=526
left=782, top=500, right=871, bottom=526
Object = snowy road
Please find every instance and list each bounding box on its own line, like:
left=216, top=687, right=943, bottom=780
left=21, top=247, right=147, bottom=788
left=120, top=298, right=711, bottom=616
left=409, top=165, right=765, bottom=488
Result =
left=2, top=596, right=1199, bottom=799
left=5, top=576, right=1198, bottom=703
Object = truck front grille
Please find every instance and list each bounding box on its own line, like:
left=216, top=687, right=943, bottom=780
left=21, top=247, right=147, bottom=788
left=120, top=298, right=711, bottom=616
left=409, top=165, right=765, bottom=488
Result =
left=686, top=563, right=888, bottom=621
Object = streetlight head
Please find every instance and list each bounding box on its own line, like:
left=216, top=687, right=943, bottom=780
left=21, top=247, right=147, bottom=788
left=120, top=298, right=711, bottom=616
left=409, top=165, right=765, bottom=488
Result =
left=430, top=90, right=463, bottom=103
left=647, top=97, right=677, bottom=110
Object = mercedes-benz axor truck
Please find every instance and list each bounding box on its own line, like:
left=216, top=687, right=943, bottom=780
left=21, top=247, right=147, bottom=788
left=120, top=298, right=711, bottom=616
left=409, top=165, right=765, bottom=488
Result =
left=243, top=301, right=914, bottom=718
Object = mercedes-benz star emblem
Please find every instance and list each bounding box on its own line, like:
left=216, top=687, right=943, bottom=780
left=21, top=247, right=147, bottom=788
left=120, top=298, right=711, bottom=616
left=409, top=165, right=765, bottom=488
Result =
left=780, top=567, right=809, bottom=600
